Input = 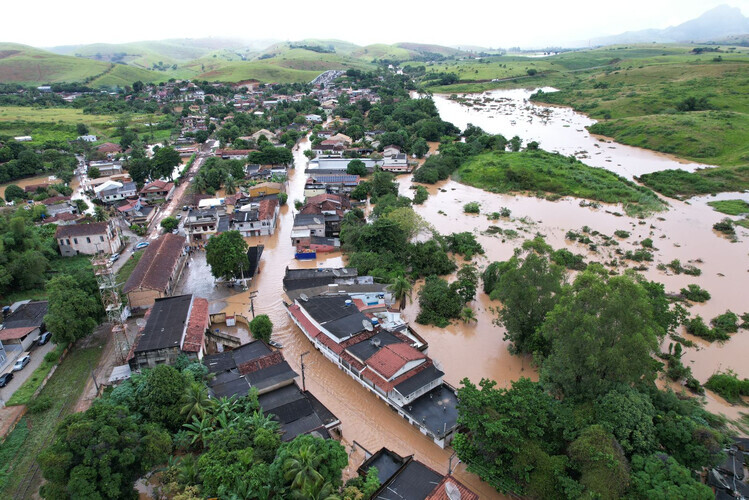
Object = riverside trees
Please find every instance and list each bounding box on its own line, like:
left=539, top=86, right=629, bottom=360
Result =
left=458, top=240, right=728, bottom=498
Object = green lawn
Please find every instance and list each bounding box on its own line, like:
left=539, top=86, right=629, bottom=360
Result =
left=0, top=337, right=106, bottom=498
left=116, top=250, right=143, bottom=284
left=6, top=344, right=67, bottom=406
left=707, top=199, right=749, bottom=215
left=454, top=150, right=666, bottom=216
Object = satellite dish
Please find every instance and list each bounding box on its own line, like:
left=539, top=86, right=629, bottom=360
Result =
left=300, top=293, right=309, bottom=302
left=362, top=319, right=374, bottom=332
left=313, top=217, right=322, bottom=224
left=135, top=318, right=147, bottom=328
left=445, top=482, right=462, bottom=500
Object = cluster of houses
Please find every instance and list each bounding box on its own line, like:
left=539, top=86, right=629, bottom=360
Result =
left=284, top=267, right=460, bottom=449
left=0, top=300, right=48, bottom=370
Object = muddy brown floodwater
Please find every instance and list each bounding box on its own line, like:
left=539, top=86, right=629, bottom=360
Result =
left=176, top=91, right=749, bottom=499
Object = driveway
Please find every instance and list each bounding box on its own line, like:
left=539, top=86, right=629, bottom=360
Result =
left=0, top=340, right=57, bottom=405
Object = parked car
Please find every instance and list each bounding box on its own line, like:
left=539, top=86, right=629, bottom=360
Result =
left=38, top=332, right=52, bottom=345
left=135, top=241, right=150, bottom=250
left=182, top=205, right=189, bottom=211
left=13, top=355, right=30, bottom=372
left=176, top=214, right=182, bottom=220
left=0, top=372, right=13, bottom=387
left=110, top=253, right=120, bottom=262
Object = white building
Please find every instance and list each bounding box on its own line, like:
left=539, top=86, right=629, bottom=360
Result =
left=55, top=220, right=122, bottom=256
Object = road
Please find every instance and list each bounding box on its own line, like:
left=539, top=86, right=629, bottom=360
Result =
left=147, top=140, right=214, bottom=241
left=0, top=341, right=57, bottom=405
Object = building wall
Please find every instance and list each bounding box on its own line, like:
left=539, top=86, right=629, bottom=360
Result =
left=2, top=327, right=40, bottom=351
left=57, top=229, right=122, bottom=257
left=127, top=289, right=164, bottom=310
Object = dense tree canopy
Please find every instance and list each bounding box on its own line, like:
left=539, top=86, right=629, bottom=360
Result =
left=540, top=267, right=664, bottom=401
left=205, top=230, right=249, bottom=280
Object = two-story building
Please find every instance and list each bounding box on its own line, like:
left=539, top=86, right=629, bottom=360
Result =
left=230, top=198, right=279, bottom=237
left=184, top=208, right=219, bottom=243
left=285, top=273, right=459, bottom=449
left=55, top=221, right=122, bottom=256
left=139, top=180, right=175, bottom=202
left=94, top=180, right=137, bottom=203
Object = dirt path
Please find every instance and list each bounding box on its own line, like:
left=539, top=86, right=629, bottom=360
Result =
left=71, top=324, right=116, bottom=413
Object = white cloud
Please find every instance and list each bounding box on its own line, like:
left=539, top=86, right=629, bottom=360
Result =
left=5, top=0, right=748, bottom=49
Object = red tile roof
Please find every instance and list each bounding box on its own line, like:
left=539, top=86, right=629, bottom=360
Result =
left=97, top=142, right=122, bottom=153
left=140, top=180, right=174, bottom=194
left=42, top=195, right=71, bottom=205
left=367, top=343, right=425, bottom=379
left=238, top=351, right=284, bottom=375
left=0, top=326, right=37, bottom=340
left=425, top=476, right=479, bottom=500
left=123, top=233, right=186, bottom=294
left=258, top=198, right=278, bottom=221
left=182, top=298, right=208, bottom=353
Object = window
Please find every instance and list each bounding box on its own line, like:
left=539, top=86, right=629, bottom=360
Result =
left=100, top=236, right=104, bottom=242
left=86, top=237, right=91, bottom=243
left=73, top=238, right=78, bottom=244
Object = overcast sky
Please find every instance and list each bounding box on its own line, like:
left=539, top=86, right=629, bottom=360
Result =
left=5, top=0, right=748, bottom=49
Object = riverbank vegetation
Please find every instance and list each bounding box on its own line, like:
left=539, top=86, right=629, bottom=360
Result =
left=457, top=240, right=729, bottom=498
left=455, top=150, right=665, bottom=216
left=707, top=199, right=749, bottom=215
left=417, top=45, right=749, bottom=198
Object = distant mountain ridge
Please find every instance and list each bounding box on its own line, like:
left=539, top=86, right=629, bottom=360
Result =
left=588, top=4, right=749, bottom=46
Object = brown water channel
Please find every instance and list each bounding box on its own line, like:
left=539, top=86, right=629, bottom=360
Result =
left=175, top=94, right=749, bottom=497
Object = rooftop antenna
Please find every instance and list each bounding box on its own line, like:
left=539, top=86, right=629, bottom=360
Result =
left=363, top=320, right=374, bottom=332
left=299, top=293, right=309, bottom=302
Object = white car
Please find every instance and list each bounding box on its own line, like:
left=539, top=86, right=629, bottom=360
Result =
left=13, top=355, right=30, bottom=371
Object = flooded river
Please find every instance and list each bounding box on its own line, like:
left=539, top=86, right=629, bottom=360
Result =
left=432, top=88, right=712, bottom=179
left=175, top=89, right=749, bottom=498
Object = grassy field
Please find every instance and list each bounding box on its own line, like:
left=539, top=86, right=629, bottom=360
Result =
left=454, top=150, right=666, bottom=216
left=427, top=45, right=749, bottom=198
left=0, top=43, right=111, bottom=84
left=0, top=336, right=106, bottom=498
left=0, top=106, right=119, bottom=143
left=707, top=199, right=749, bottom=215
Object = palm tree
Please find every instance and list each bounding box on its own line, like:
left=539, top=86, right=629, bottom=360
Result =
left=246, top=410, right=280, bottom=434
left=284, top=444, right=324, bottom=492
left=460, top=306, right=477, bottom=323
left=388, top=275, right=413, bottom=310
left=291, top=481, right=340, bottom=500
left=177, top=454, right=199, bottom=485
left=93, top=206, right=108, bottom=222
left=181, top=381, right=215, bottom=421
left=225, top=175, right=236, bottom=195
left=183, top=415, right=214, bottom=449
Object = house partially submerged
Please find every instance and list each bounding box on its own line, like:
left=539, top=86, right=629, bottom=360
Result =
left=139, top=180, right=175, bottom=202
left=285, top=269, right=458, bottom=448
left=123, top=233, right=187, bottom=310
left=358, top=448, right=478, bottom=500
left=204, top=341, right=341, bottom=441
left=128, top=294, right=209, bottom=370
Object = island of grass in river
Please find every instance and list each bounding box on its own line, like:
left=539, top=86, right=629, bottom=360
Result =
left=453, top=150, right=666, bottom=216
left=706, top=199, right=749, bottom=216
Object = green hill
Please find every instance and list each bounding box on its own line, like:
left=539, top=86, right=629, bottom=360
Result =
left=0, top=43, right=113, bottom=84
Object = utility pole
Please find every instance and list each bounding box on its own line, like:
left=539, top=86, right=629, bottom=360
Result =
left=448, top=451, right=460, bottom=475
left=300, top=351, right=310, bottom=391
left=249, top=291, right=258, bottom=318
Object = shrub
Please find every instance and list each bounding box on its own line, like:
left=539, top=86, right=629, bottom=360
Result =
left=713, top=218, right=735, bottom=237
left=711, top=311, right=739, bottom=334
left=27, top=395, right=53, bottom=414
left=704, top=371, right=749, bottom=403
left=680, top=284, right=710, bottom=302
left=463, top=202, right=480, bottom=214
left=413, top=185, right=428, bottom=204
left=614, top=230, right=630, bottom=238
left=278, top=192, right=288, bottom=205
